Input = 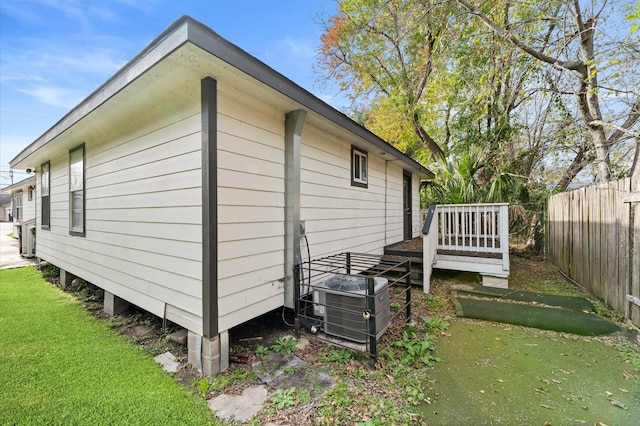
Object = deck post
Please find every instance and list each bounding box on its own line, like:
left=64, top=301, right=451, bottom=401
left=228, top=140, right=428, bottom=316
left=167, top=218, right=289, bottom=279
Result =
left=499, top=204, right=510, bottom=272
left=421, top=205, right=437, bottom=293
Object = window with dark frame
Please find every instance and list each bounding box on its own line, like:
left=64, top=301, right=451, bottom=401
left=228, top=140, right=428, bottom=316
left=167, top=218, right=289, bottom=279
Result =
left=69, top=145, right=85, bottom=236
left=351, top=146, right=368, bottom=188
left=41, top=162, right=50, bottom=229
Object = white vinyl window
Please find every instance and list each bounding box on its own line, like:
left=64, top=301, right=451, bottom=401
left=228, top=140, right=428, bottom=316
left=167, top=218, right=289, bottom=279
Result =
left=41, top=162, right=50, bottom=229
left=14, top=190, right=23, bottom=221
left=351, top=146, right=368, bottom=188
left=69, top=145, right=85, bottom=235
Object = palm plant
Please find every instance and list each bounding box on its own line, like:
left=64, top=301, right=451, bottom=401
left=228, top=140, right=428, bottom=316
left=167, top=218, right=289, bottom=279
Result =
left=421, top=147, right=527, bottom=206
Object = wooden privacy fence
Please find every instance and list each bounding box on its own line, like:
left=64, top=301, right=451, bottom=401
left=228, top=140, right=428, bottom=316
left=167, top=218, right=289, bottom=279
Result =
left=547, top=178, right=640, bottom=327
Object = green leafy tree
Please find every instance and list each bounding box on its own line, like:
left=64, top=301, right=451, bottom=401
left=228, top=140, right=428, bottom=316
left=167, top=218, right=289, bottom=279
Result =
left=318, top=0, right=639, bottom=192
left=318, top=0, right=460, bottom=161
left=318, top=0, right=556, bottom=194
left=457, top=0, right=640, bottom=186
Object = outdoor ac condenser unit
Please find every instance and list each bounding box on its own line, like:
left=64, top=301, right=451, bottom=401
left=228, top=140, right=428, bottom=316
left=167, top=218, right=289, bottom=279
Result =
left=314, top=274, right=390, bottom=343
left=26, top=225, right=35, bottom=258
left=20, top=222, right=36, bottom=258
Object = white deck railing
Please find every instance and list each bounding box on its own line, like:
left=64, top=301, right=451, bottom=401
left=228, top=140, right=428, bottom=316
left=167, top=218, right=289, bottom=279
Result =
left=421, top=203, right=510, bottom=292
left=421, top=203, right=508, bottom=254
left=436, top=203, right=508, bottom=254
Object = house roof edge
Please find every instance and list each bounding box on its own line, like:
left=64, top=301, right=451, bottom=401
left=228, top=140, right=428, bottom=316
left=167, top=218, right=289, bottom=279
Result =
left=1, top=176, right=36, bottom=193
left=11, top=15, right=433, bottom=178
left=10, top=16, right=192, bottom=167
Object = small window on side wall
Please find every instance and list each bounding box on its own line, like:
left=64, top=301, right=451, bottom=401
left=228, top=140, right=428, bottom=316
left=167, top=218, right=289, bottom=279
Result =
left=69, top=144, right=85, bottom=236
left=41, top=162, right=50, bottom=229
left=351, top=146, right=368, bottom=188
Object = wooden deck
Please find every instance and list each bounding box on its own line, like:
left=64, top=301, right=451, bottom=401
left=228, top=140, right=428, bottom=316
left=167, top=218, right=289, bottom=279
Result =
left=420, top=203, right=510, bottom=292
left=385, top=238, right=502, bottom=259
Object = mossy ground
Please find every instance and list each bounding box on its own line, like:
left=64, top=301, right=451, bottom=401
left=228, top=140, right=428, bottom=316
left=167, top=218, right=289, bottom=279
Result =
left=421, top=320, right=640, bottom=425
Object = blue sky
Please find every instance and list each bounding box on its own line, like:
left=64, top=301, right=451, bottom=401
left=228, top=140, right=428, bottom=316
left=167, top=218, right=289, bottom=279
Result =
left=0, top=0, right=341, bottom=187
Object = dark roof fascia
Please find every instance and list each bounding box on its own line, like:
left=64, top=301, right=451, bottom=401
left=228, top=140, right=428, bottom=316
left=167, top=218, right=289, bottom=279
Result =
left=11, top=15, right=433, bottom=178
left=1, top=176, right=36, bottom=193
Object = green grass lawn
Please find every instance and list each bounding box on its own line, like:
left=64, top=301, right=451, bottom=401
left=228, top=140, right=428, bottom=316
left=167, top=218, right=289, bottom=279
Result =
left=0, top=267, right=220, bottom=425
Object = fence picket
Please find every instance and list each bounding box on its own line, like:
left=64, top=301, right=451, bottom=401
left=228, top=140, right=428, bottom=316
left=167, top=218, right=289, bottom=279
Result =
left=632, top=202, right=640, bottom=324
left=548, top=178, right=636, bottom=327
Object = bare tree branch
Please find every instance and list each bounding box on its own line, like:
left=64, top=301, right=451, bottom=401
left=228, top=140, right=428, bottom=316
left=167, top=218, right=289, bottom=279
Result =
left=456, top=0, right=585, bottom=72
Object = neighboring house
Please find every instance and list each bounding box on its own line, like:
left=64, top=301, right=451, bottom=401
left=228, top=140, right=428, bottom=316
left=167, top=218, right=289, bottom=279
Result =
left=2, top=177, right=37, bottom=256
left=9, top=16, right=433, bottom=375
left=0, top=193, right=12, bottom=222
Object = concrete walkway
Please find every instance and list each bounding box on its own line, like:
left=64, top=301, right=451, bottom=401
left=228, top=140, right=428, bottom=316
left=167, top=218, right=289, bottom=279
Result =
left=0, top=222, right=35, bottom=269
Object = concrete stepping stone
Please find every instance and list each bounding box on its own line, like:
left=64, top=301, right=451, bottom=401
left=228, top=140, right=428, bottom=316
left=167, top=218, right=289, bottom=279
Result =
left=208, top=385, right=268, bottom=422
left=153, top=351, right=180, bottom=373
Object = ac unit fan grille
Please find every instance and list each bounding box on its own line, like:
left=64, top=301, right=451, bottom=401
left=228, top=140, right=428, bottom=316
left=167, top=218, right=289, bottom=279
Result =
left=324, top=287, right=390, bottom=343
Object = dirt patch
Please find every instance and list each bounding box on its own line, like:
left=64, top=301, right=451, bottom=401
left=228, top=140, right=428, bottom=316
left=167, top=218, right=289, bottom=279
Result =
left=252, top=352, right=334, bottom=399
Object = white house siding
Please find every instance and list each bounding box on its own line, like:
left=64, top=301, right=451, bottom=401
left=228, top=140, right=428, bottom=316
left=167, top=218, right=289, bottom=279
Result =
left=36, top=106, right=204, bottom=333
left=300, top=125, right=406, bottom=259
left=23, top=187, right=36, bottom=224
left=216, top=86, right=287, bottom=332
left=10, top=179, right=36, bottom=236
left=9, top=21, right=434, bottom=381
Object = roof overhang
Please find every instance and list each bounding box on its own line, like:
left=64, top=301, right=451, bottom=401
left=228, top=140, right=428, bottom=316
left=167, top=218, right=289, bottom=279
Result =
left=10, top=15, right=433, bottom=179
left=1, top=176, right=36, bottom=194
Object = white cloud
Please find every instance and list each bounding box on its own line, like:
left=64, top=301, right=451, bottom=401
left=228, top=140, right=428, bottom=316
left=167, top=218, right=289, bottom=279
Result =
left=0, top=0, right=152, bottom=27
left=51, top=49, right=127, bottom=74
left=0, top=39, right=127, bottom=109
left=279, top=36, right=316, bottom=59
left=18, top=85, right=86, bottom=108
left=309, top=84, right=351, bottom=110
left=1, top=46, right=126, bottom=82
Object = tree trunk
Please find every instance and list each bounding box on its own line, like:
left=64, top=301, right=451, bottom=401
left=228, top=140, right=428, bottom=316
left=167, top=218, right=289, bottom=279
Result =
left=577, top=17, right=611, bottom=182
left=589, top=123, right=612, bottom=182
left=631, top=135, right=640, bottom=192
left=525, top=211, right=543, bottom=253
left=413, top=113, right=446, bottom=162
left=555, top=143, right=591, bottom=191
left=457, top=0, right=613, bottom=183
